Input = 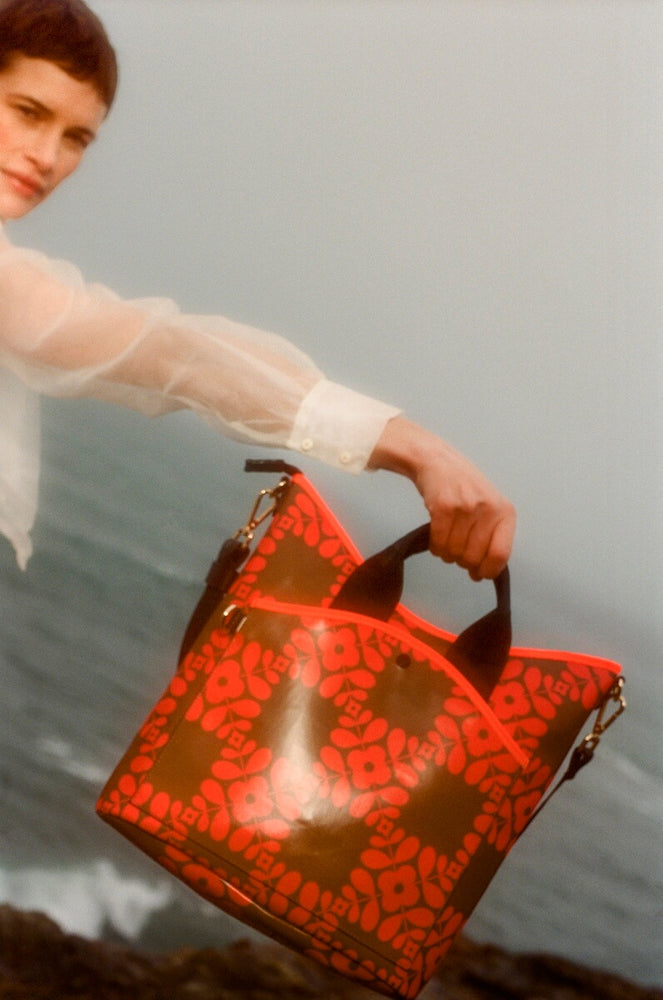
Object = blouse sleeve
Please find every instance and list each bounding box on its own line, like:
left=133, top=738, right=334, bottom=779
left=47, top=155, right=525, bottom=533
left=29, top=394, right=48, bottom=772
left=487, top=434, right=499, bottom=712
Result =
left=0, top=237, right=400, bottom=474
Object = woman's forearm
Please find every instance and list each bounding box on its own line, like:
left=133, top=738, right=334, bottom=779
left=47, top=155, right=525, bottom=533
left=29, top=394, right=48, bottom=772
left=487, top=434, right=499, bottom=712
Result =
left=369, top=415, right=516, bottom=579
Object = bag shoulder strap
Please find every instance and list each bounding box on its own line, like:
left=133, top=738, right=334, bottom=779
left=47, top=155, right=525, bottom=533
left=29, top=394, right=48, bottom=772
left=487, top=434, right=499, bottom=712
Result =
left=520, top=676, right=626, bottom=833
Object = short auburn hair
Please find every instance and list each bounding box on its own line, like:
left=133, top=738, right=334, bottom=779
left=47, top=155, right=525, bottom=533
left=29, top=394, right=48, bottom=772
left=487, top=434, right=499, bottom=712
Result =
left=0, top=0, right=118, bottom=109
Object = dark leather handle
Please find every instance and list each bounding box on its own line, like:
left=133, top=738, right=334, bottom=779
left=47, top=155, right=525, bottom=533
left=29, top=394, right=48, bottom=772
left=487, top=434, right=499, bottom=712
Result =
left=330, top=523, right=511, bottom=699
left=243, top=465, right=512, bottom=698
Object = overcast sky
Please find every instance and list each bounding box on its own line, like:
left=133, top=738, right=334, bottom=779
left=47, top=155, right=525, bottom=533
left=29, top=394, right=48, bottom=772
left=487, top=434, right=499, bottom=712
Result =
left=14, top=0, right=662, bottom=651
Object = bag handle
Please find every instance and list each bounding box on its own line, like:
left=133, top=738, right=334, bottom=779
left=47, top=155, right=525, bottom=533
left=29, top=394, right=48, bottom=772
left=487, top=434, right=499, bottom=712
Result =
left=330, top=523, right=512, bottom=699
left=244, top=462, right=511, bottom=698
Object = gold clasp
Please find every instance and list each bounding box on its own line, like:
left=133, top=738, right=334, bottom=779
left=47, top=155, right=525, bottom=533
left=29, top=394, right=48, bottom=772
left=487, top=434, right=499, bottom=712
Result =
left=581, top=676, right=626, bottom=753
left=233, top=476, right=289, bottom=545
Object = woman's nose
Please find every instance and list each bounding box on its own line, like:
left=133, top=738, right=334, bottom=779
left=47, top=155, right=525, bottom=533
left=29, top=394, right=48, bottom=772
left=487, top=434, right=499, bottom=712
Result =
left=26, top=129, right=59, bottom=175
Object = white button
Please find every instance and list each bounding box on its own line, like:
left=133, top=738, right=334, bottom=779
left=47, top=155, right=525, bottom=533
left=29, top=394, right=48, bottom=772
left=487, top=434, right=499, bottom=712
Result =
left=339, top=451, right=352, bottom=465
left=301, top=438, right=313, bottom=452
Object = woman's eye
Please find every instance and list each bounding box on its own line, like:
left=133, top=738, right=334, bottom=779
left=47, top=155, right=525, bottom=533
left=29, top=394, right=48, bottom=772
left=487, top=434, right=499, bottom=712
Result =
left=65, top=132, right=91, bottom=151
left=16, top=104, right=39, bottom=120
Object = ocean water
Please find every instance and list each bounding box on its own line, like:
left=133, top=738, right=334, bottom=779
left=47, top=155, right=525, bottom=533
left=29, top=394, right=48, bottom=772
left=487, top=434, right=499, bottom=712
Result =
left=0, top=399, right=661, bottom=990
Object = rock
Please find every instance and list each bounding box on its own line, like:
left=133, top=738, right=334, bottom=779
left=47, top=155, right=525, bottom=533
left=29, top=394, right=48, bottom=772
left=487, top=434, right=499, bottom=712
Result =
left=0, top=904, right=660, bottom=1000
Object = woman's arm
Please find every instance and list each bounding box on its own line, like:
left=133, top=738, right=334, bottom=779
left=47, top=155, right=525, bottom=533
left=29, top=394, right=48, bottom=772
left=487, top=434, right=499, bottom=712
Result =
left=0, top=240, right=397, bottom=469
left=369, top=416, right=515, bottom=579
left=0, top=238, right=515, bottom=576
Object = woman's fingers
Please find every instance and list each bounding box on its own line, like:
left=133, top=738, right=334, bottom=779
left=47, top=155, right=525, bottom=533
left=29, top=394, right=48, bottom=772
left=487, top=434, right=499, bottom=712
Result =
left=430, top=500, right=515, bottom=579
left=368, top=416, right=516, bottom=580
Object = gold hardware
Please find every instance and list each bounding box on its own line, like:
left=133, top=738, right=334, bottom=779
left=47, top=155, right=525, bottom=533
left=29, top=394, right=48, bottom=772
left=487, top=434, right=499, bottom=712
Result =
left=233, top=476, right=289, bottom=545
left=580, top=676, right=626, bottom=753
left=519, top=675, right=626, bottom=832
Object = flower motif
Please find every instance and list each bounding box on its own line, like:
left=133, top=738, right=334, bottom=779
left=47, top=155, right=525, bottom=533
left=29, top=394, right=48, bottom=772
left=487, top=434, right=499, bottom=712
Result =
left=344, top=867, right=381, bottom=932
left=377, top=864, right=420, bottom=913
left=206, top=659, right=245, bottom=704
left=347, top=745, right=392, bottom=790
left=185, top=650, right=266, bottom=739
left=228, top=775, right=273, bottom=823
left=462, top=716, right=502, bottom=758
left=259, top=868, right=303, bottom=916
left=318, top=626, right=360, bottom=672
left=318, top=634, right=383, bottom=704
left=178, top=862, right=228, bottom=900
left=347, top=835, right=445, bottom=952
left=498, top=659, right=559, bottom=721
left=315, top=713, right=414, bottom=817
left=212, top=742, right=272, bottom=779
left=491, top=680, right=531, bottom=720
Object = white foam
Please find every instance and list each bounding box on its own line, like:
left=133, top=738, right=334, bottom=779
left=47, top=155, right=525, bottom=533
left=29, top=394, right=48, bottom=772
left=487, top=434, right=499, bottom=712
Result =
left=0, top=859, right=173, bottom=939
left=36, top=736, right=110, bottom=786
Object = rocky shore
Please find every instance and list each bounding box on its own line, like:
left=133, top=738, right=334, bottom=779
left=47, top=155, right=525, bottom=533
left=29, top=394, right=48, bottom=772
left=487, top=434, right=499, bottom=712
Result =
left=0, top=904, right=659, bottom=1000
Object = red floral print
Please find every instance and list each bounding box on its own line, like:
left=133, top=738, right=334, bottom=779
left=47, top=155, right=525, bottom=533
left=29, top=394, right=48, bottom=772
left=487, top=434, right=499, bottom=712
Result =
left=462, top=715, right=503, bottom=758
left=318, top=627, right=360, bottom=672
left=191, top=778, right=230, bottom=842
left=428, top=715, right=467, bottom=775
left=474, top=758, right=551, bottom=851
left=270, top=757, right=319, bottom=823
left=357, top=625, right=400, bottom=671
left=317, top=626, right=384, bottom=705
left=176, top=861, right=228, bottom=900
left=560, top=660, right=605, bottom=710
left=378, top=864, right=420, bottom=913
left=322, top=946, right=381, bottom=989
left=348, top=745, right=392, bottom=790
left=337, top=825, right=475, bottom=962
left=313, top=709, right=417, bottom=819
left=437, top=696, right=528, bottom=791
left=206, top=659, right=245, bottom=704
left=228, top=775, right=273, bottom=824
left=184, top=637, right=285, bottom=741
left=271, top=493, right=329, bottom=548
left=422, top=906, right=465, bottom=982
left=283, top=622, right=390, bottom=708
left=283, top=628, right=322, bottom=688
left=491, top=680, right=532, bottom=720
left=97, top=472, right=623, bottom=1000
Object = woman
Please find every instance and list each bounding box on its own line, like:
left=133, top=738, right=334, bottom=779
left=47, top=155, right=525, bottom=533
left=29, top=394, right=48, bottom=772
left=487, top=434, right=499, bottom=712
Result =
left=0, top=0, right=515, bottom=578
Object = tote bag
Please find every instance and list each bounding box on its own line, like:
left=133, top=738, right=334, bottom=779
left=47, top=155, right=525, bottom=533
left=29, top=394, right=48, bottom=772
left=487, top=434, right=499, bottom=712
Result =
left=97, top=460, right=624, bottom=1000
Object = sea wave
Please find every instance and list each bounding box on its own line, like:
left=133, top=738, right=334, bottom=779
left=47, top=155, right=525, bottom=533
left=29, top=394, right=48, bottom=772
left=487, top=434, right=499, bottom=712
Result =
left=0, top=860, right=173, bottom=940
left=35, top=737, right=110, bottom=787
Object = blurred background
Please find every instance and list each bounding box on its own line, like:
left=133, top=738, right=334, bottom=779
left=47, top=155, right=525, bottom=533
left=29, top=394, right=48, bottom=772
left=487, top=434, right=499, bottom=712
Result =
left=1, top=0, right=660, bottom=988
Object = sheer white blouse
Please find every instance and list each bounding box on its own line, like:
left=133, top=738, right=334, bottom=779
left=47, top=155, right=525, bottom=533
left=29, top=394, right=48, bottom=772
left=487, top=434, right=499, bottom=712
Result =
left=0, top=224, right=399, bottom=568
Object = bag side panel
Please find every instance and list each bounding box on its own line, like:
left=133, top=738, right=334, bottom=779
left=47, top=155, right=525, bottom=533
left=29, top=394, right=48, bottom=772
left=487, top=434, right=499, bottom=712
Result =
left=98, top=603, right=529, bottom=1000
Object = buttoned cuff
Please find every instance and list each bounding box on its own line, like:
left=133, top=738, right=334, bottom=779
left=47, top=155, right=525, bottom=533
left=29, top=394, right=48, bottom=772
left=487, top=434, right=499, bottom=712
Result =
left=288, top=379, right=401, bottom=474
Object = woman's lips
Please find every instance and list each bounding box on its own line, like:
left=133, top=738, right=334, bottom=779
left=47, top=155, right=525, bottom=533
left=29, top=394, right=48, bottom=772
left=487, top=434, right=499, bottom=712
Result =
left=3, top=170, right=44, bottom=198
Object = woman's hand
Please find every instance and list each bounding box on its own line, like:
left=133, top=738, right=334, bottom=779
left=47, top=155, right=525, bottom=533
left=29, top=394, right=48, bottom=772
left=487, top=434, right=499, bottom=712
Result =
left=368, top=416, right=516, bottom=580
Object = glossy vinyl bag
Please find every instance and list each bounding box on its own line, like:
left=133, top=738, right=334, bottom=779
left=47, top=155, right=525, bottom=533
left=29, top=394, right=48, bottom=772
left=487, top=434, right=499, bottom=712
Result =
left=97, top=461, right=625, bottom=1000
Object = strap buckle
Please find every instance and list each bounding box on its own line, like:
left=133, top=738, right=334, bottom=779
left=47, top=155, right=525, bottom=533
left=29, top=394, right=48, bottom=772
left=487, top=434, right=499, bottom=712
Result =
left=233, top=476, right=289, bottom=545
left=580, top=676, right=626, bottom=754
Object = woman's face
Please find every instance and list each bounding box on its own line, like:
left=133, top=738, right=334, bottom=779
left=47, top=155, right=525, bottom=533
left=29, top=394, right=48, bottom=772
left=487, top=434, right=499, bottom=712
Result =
left=0, top=55, right=107, bottom=221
